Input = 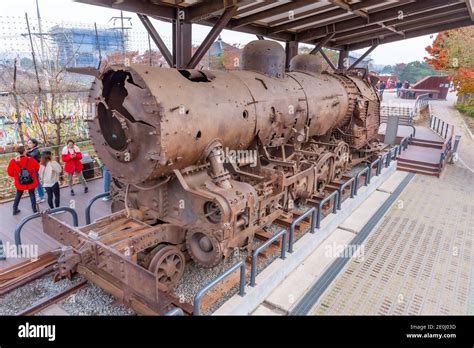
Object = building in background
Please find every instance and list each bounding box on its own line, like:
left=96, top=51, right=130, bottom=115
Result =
left=50, top=26, right=125, bottom=67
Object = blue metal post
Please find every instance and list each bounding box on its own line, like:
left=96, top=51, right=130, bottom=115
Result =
left=85, top=192, right=111, bottom=225
left=193, top=260, right=246, bottom=315
left=250, top=229, right=287, bottom=286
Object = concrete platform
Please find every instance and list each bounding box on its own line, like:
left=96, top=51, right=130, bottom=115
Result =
left=213, top=161, right=397, bottom=315
left=377, top=171, right=409, bottom=194
left=339, top=191, right=390, bottom=234
left=262, top=228, right=355, bottom=314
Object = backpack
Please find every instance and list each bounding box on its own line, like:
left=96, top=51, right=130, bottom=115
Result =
left=17, top=158, right=34, bottom=185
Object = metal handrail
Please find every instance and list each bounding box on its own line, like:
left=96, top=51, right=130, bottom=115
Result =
left=354, top=166, right=370, bottom=195
left=250, top=229, right=287, bottom=287
left=337, top=177, right=355, bottom=209
left=164, top=307, right=184, bottom=316
left=85, top=192, right=110, bottom=225
left=315, top=190, right=339, bottom=229
left=15, top=207, right=79, bottom=250
left=193, top=260, right=246, bottom=315
left=289, top=208, right=316, bottom=253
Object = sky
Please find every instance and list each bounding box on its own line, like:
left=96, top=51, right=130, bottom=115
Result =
left=0, top=0, right=436, bottom=66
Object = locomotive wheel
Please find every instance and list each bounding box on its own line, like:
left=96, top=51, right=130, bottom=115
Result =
left=148, top=245, right=185, bottom=289
left=315, top=153, right=335, bottom=194
left=185, top=228, right=223, bottom=268
left=334, top=142, right=350, bottom=180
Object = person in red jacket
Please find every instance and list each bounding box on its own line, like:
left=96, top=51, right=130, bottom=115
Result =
left=7, top=145, right=39, bottom=215
left=61, top=140, right=88, bottom=196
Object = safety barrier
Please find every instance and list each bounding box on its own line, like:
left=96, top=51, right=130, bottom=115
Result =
left=410, top=93, right=430, bottom=123
left=250, top=229, right=287, bottom=286
left=193, top=260, right=246, bottom=315
left=14, top=207, right=79, bottom=250
left=428, top=115, right=454, bottom=170
left=354, top=166, right=370, bottom=195
left=164, top=307, right=184, bottom=316
left=191, top=149, right=398, bottom=314
left=85, top=192, right=110, bottom=225
left=289, top=208, right=316, bottom=253
left=429, top=115, right=452, bottom=140
left=337, top=177, right=355, bottom=209
left=315, top=190, right=339, bottom=229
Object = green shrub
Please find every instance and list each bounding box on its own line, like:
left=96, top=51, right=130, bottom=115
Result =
left=455, top=103, right=474, bottom=118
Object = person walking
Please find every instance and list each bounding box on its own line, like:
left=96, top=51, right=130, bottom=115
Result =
left=95, top=156, right=111, bottom=201
left=7, top=145, right=39, bottom=215
left=396, top=80, right=402, bottom=97
left=61, top=140, right=88, bottom=196
left=26, top=138, right=45, bottom=203
left=39, top=150, right=62, bottom=209
left=379, top=80, right=386, bottom=96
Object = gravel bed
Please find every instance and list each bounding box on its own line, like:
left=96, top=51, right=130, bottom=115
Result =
left=0, top=273, right=135, bottom=316
left=0, top=273, right=86, bottom=315
left=57, top=282, right=135, bottom=316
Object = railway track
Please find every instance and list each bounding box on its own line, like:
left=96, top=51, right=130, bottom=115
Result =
left=17, top=280, right=88, bottom=316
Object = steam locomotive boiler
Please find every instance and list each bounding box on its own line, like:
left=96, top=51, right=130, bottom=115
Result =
left=44, top=40, right=382, bottom=295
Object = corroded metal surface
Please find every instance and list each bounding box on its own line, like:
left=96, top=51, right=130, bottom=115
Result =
left=43, top=41, right=382, bottom=312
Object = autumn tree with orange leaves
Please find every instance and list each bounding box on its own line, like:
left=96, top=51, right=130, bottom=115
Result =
left=425, top=27, right=474, bottom=109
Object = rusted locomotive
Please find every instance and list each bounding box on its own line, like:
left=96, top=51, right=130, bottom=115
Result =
left=43, top=40, right=381, bottom=299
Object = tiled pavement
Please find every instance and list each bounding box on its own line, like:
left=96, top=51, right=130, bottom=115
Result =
left=312, top=164, right=474, bottom=315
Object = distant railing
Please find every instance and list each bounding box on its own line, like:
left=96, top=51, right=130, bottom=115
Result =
left=410, top=93, right=430, bottom=123
left=428, top=114, right=454, bottom=171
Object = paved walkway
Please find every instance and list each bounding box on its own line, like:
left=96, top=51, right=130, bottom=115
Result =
left=311, top=164, right=474, bottom=315
left=0, top=178, right=110, bottom=270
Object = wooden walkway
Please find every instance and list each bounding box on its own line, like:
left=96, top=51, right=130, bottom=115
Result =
left=379, top=124, right=446, bottom=176
left=0, top=178, right=111, bottom=271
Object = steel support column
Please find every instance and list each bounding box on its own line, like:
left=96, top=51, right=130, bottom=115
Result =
left=285, top=40, right=299, bottom=70
left=173, top=11, right=192, bottom=69
left=338, top=49, right=349, bottom=70
left=186, top=6, right=237, bottom=69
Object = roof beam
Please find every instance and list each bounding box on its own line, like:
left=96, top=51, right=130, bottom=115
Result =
left=186, top=6, right=237, bottom=68
left=137, top=14, right=173, bottom=67
left=330, top=3, right=467, bottom=42
left=236, top=1, right=279, bottom=16
left=187, top=0, right=252, bottom=21
left=296, top=0, right=463, bottom=42
left=334, top=11, right=470, bottom=46
left=351, top=0, right=392, bottom=11
left=75, top=0, right=176, bottom=19
left=346, top=17, right=473, bottom=51
left=267, top=8, right=347, bottom=34
left=232, top=2, right=311, bottom=28
left=266, top=4, right=335, bottom=26
left=328, top=0, right=369, bottom=19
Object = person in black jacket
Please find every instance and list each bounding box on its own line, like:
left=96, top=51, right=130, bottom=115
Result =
left=27, top=138, right=45, bottom=203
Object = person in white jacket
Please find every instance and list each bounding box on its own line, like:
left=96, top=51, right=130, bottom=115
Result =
left=39, top=150, right=63, bottom=209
